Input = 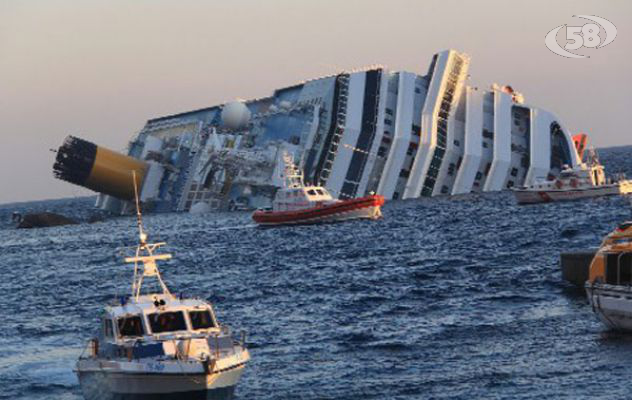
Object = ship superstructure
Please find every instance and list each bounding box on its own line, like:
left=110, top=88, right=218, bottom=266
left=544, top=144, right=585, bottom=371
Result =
left=53, top=49, right=581, bottom=214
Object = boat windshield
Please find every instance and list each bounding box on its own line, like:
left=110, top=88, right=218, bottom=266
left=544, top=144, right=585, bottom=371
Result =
left=117, top=315, right=145, bottom=337
left=104, top=319, right=114, bottom=338
left=189, top=310, right=216, bottom=330
left=148, top=311, right=187, bottom=334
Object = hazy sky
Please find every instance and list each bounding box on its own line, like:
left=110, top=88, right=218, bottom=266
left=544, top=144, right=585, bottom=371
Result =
left=1, top=0, right=630, bottom=204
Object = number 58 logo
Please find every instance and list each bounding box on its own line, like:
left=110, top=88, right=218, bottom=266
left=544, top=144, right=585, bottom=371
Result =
left=545, top=15, right=617, bottom=58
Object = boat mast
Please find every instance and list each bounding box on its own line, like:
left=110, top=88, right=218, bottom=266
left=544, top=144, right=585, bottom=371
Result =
left=282, top=152, right=304, bottom=189
left=127, top=171, right=173, bottom=300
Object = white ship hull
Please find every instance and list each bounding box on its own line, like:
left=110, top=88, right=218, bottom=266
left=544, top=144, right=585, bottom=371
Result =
left=77, top=359, right=246, bottom=400
left=586, top=284, right=632, bottom=332
left=513, top=181, right=632, bottom=204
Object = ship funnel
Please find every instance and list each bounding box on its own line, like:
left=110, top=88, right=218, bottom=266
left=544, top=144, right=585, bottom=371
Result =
left=53, top=136, right=148, bottom=200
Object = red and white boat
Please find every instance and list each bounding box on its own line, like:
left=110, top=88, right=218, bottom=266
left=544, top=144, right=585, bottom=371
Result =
left=512, top=149, right=632, bottom=205
left=252, top=153, right=384, bottom=226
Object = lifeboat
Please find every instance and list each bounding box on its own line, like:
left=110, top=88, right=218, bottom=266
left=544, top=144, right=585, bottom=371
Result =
left=586, top=221, right=632, bottom=331
left=252, top=152, right=384, bottom=226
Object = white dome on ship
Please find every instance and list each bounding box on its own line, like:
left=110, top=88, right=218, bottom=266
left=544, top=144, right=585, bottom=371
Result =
left=189, top=202, right=211, bottom=214
left=221, top=101, right=251, bottom=129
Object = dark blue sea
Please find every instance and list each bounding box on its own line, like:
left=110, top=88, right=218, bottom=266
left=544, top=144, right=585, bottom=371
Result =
left=1, top=146, right=632, bottom=400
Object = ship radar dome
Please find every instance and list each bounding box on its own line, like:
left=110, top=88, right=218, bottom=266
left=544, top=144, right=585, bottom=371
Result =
left=221, top=101, right=251, bottom=129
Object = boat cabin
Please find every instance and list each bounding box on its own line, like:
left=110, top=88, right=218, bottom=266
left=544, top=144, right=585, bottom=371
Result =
left=558, top=163, right=607, bottom=186
left=528, top=163, right=607, bottom=190
left=100, top=295, right=220, bottom=344
left=601, top=251, right=632, bottom=286
left=272, top=186, right=335, bottom=212
left=589, top=222, right=632, bottom=285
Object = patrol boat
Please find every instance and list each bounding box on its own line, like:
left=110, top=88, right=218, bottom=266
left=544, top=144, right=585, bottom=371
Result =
left=586, top=221, right=632, bottom=331
left=75, top=175, right=250, bottom=399
left=252, top=153, right=384, bottom=226
left=512, top=149, right=632, bottom=204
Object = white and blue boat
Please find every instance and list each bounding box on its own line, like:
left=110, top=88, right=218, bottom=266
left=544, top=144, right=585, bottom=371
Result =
left=75, top=179, right=250, bottom=399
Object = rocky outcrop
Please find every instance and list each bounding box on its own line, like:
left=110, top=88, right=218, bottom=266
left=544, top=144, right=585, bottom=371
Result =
left=16, top=212, right=78, bottom=229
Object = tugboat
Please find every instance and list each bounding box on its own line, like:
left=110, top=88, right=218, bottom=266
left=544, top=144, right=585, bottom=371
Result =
left=586, top=221, right=632, bottom=331
left=252, top=153, right=384, bottom=226
left=512, top=148, right=632, bottom=204
left=75, top=174, right=250, bottom=399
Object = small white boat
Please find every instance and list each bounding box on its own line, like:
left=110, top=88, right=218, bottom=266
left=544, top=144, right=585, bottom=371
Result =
left=513, top=149, right=632, bottom=204
left=252, top=153, right=384, bottom=226
left=75, top=176, right=249, bottom=399
left=586, top=221, right=632, bottom=331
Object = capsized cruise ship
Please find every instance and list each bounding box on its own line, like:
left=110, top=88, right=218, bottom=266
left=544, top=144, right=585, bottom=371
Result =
left=53, top=49, right=581, bottom=214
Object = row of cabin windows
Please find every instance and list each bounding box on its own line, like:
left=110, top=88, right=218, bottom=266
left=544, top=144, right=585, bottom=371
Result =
left=307, top=189, right=327, bottom=196
left=604, top=253, right=632, bottom=285
left=282, top=189, right=326, bottom=198
left=106, top=309, right=216, bottom=339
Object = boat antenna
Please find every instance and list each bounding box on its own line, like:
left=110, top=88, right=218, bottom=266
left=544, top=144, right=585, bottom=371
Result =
left=132, top=170, right=146, bottom=245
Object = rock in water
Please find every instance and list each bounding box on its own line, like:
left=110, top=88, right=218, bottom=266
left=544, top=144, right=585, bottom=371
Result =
left=17, top=212, right=78, bottom=229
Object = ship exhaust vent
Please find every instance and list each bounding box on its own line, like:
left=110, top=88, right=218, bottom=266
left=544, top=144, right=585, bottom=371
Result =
left=53, top=135, right=97, bottom=186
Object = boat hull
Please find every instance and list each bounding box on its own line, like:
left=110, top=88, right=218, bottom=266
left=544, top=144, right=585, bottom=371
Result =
left=77, top=363, right=246, bottom=400
left=252, top=195, right=384, bottom=226
left=513, top=182, right=632, bottom=205
left=586, top=283, right=632, bottom=332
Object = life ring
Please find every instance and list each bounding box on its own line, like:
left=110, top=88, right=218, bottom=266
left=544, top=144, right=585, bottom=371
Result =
left=555, top=180, right=563, bottom=189
left=570, top=179, right=578, bottom=188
